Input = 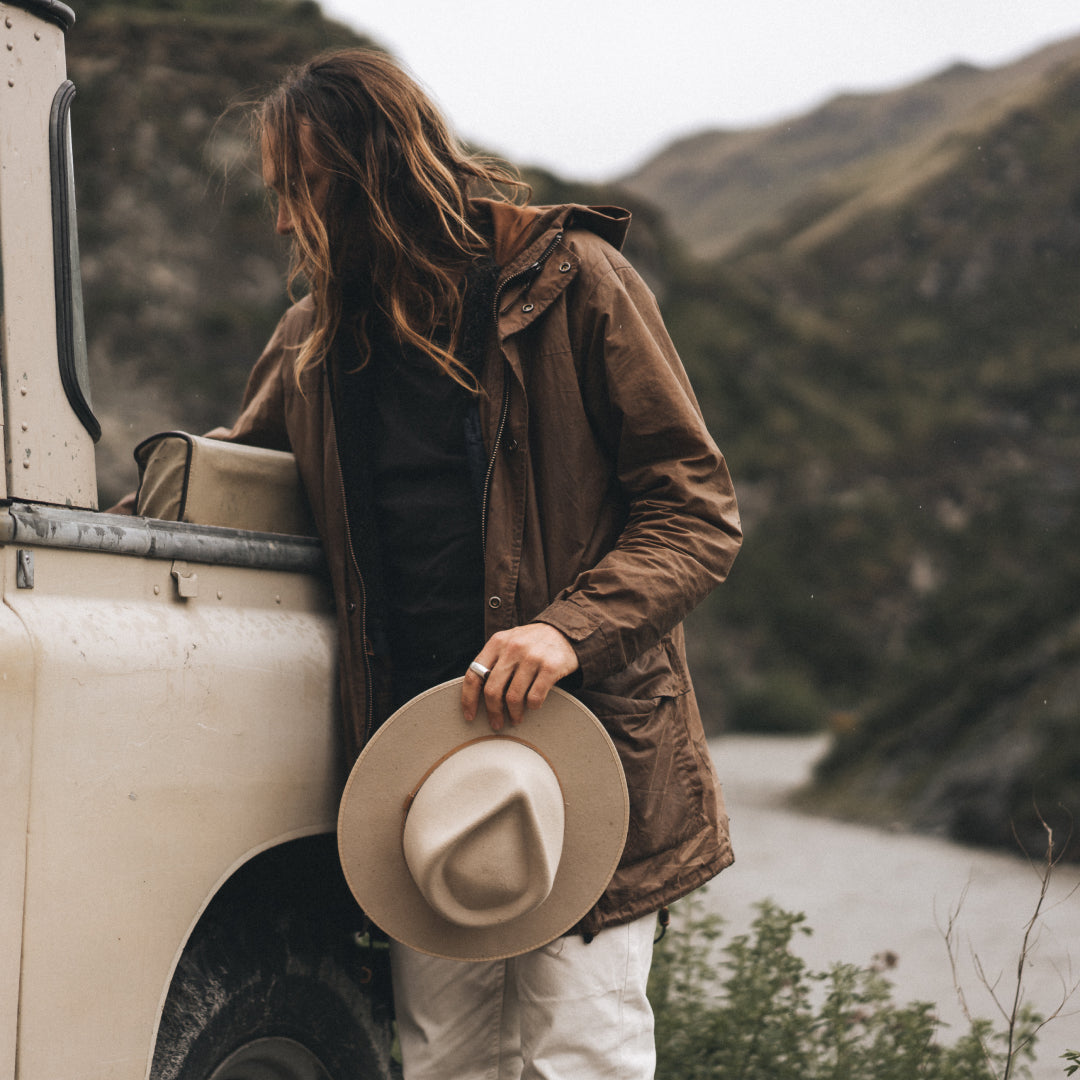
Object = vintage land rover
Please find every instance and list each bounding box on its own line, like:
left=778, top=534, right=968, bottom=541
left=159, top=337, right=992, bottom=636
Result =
left=0, top=2, right=395, bottom=1077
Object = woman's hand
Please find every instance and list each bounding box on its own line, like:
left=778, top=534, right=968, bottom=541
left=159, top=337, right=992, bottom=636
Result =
left=461, top=623, right=580, bottom=731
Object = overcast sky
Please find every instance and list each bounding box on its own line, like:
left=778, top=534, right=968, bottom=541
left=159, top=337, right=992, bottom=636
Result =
left=317, top=0, right=1080, bottom=181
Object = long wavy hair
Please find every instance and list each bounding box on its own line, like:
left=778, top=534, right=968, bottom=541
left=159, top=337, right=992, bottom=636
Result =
left=256, top=49, right=527, bottom=388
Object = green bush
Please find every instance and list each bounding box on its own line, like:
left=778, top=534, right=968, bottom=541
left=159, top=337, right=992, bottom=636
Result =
left=730, top=670, right=830, bottom=733
left=648, top=895, right=1047, bottom=1080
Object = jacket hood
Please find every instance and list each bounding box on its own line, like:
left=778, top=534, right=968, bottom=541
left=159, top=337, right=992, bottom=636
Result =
left=476, top=199, right=631, bottom=270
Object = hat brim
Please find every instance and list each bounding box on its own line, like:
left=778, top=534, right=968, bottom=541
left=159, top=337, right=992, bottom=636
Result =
left=337, top=678, right=629, bottom=961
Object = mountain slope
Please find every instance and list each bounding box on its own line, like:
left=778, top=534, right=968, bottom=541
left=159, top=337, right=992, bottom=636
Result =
left=623, top=34, right=1080, bottom=260
left=653, top=40, right=1080, bottom=856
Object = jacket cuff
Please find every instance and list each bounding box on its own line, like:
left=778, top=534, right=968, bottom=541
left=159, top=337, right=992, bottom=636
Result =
left=532, top=599, right=613, bottom=685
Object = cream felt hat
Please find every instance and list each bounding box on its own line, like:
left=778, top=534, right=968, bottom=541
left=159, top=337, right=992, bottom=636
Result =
left=337, top=677, right=629, bottom=961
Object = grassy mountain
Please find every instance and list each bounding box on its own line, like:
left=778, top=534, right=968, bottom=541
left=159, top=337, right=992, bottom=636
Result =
left=627, top=40, right=1080, bottom=857
left=66, top=2, right=1079, bottom=858
left=623, top=34, right=1080, bottom=261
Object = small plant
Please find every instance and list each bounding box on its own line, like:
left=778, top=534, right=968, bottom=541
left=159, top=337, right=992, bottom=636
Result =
left=942, top=817, right=1079, bottom=1079
left=648, top=894, right=1059, bottom=1079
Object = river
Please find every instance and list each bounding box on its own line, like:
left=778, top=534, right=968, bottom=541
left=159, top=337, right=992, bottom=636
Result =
left=701, top=735, right=1080, bottom=1079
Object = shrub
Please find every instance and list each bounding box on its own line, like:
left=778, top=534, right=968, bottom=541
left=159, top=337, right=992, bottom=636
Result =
left=648, top=895, right=1045, bottom=1080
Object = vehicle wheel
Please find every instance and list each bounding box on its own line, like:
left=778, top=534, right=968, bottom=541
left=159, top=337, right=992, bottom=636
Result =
left=151, top=904, right=398, bottom=1080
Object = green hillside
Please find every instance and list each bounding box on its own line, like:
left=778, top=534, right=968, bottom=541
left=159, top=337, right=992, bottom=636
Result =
left=624, top=34, right=1080, bottom=261
left=637, top=44, right=1080, bottom=858
left=66, top=0, right=1080, bottom=859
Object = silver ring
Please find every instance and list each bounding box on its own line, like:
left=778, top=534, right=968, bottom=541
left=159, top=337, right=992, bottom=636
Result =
left=468, top=660, right=491, bottom=681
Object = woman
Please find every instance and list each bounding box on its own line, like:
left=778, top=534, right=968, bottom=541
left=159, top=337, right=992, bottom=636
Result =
left=223, top=47, right=742, bottom=1080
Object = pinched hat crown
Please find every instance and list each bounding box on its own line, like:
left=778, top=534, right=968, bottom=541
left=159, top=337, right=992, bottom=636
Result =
left=402, top=739, right=566, bottom=928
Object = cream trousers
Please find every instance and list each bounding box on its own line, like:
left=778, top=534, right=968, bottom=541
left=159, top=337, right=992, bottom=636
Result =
left=389, top=913, right=657, bottom=1080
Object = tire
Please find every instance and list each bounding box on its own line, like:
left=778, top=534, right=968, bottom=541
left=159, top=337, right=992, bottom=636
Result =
left=151, top=850, right=398, bottom=1080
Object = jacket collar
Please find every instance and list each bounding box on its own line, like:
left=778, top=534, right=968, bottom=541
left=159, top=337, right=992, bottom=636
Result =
left=474, top=199, right=631, bottom=274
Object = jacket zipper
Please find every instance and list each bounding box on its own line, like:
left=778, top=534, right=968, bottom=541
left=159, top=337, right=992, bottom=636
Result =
left=479, top=378, right=509, bottom=561
left=480, top=231, right=564, bottom=558
left=488, top=230, right=564, bottom=326
left=330, top=392, right=376, bottom=748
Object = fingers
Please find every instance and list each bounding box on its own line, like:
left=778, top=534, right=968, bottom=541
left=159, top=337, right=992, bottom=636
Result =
left=460, top=645, right=529, bottom=731
left=460, top=623, right=579, bottom=732
left=483, top=662, right=532, bottom=730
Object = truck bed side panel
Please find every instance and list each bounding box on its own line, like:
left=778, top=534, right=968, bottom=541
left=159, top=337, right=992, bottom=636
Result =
left=0, top=571, right=35, bottom=1080
left=4, top=544, right=342, bottom=1080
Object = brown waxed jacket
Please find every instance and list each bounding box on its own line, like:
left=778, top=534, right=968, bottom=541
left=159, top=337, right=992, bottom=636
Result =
left=213, top=199, right=743, bottom=933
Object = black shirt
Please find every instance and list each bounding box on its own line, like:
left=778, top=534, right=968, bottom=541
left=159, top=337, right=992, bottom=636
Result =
left=366, top=340, right=485, bottom=707
left=333, top=262, right=497, bottom=709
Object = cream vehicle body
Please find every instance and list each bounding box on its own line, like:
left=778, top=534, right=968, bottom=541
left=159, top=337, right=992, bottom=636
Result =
left=0, top=3, right=394, bottom=1077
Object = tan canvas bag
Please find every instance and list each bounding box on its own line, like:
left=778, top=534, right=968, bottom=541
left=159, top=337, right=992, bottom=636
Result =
left=134, top=431, right=315, bottom=537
